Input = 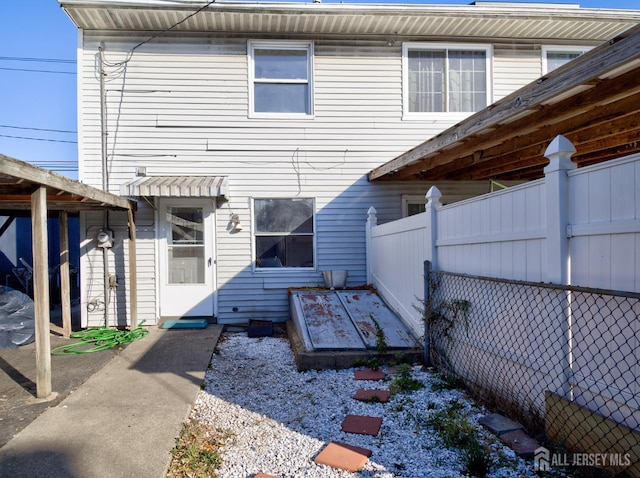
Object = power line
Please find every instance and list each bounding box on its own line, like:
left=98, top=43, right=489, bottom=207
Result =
left=0, top=124, right=76, bottom=134
left=0, top=134, right=77, bottom=144
left=0, top=55, right=75, bottom=64
left=0, top=66, right=75, bottom=75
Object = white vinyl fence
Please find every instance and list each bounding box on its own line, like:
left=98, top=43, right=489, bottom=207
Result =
left=366, top=135, right=640, bottom=436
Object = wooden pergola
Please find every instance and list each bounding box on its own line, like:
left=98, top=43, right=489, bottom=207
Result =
left=0, top=154, right=138, bottom=398
left=370, top=23, right=640, bottom=182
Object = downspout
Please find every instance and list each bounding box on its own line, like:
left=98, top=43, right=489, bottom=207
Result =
left=98, top=43, right=111, bottom=327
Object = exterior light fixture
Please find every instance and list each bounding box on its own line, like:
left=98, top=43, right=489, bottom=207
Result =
left=230, top=213, right=243, bottom=231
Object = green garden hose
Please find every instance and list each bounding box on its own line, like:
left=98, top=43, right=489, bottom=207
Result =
left=51, top=322, right=148, bottom=355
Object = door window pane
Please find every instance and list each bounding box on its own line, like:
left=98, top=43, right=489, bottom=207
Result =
left=167, top=207, right=205, bottom=284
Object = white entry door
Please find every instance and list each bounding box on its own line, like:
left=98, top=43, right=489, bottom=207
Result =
left=158, top=198, right=216, bottom=317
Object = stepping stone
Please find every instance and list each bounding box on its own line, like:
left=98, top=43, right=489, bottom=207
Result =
left=354, top=369, right=385, bottom=381
left=499, top=429, right=541, bottom=459
left=254, top=474, right=279, bottom=478
left=353, top=388, right=391, bottom=403
left=314, top=441, right=372, bottom=472
left=341, top=414, right=383, bottom=436
left=479, top=413, right=523, bottom=436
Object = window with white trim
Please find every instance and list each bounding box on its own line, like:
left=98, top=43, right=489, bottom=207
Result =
left=248, top=41, right=313, bottom=117
left=253, top=198, right=315, bottom=269
left=542, top=46, right=590, bottom=74
left=403, top=43, right=491, bottom=117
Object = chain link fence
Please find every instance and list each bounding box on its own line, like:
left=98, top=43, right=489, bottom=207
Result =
left=426, top=265, right=639, bottom=474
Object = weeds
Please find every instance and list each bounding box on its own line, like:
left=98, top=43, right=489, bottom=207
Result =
left=390, top=363, right=425, bottom=395
left=426, top=401, right=493, bottom=477
left=167, top=419, right=229, bottom=478
left=431, top=372, right=464, bottom=391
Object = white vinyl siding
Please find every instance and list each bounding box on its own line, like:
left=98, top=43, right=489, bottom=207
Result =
left=77, top=35, right=550, bottom=325
left=492, top=45, right=541, bottom=101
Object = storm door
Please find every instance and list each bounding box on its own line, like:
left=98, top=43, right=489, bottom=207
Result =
left=158, top=199, right=215, bottom=317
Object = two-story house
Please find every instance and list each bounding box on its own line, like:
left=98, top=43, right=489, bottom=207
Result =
left=59, top=0, right=640, bottom=328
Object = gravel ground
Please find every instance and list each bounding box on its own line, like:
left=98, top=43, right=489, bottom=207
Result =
left=189, top=333, right=539, bottom=478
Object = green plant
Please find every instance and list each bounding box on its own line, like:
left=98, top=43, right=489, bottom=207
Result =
left=390, top=363, right=425, bottom=395
left=431, top=372, right=464, bottom=391
left=426, top=401, right=476, bottom=448
left=462, top=439, right=492, bottom=478
left=430, top=298, right=471, bottom=339
left=370, top=314, right=388, bottom=356
left=167, top=420, right=228, bottom=478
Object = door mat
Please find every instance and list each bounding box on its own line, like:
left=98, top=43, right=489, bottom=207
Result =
left=161, top=318, right=209, bottom=329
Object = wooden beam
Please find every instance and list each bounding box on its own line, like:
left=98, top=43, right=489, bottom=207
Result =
left=0, top=154, right=132, bottom=210
left=370, top=23, right=640, bottom=180
left=127, top=208, right=138, bottom=330
left=397, top=88, right=640, bottom=180
left=32, top=186, right=51, bottom=399
left=59, top=211, right=72, bottom=338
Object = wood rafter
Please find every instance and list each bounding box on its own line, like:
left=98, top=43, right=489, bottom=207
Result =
left=369, top=23, right=640, bottom=182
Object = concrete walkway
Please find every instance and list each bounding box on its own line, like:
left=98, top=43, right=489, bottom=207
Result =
left=0, top=325, right=222, bottom=478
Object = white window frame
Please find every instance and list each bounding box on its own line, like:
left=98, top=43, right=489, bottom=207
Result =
left=402, top=42, right=493, bottom=121
left=402, top=195, right=427, bottom=217
left=248, top=40, right=314, bottom=119
left=541, top=45, right=591, bottom=74
left=251, top=197, right=317, bottom=272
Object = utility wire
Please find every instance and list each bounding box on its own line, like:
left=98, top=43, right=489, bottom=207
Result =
left=105, top=0, right=216, bottom=67
left=129, top=0, right=216, bottom=53
left=0, top=124, right=76, bottom=134
left=0, top=55, right=75, bottom=64
left=0, top=133, right=77, bottom=144
left=0, top=66, right=75, bottom=75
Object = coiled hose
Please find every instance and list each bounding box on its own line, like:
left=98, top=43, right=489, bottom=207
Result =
left=51, top=322, right=148, bottom=355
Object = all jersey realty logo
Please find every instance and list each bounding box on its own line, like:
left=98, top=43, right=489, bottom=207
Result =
left=534, top=446, right=631, bottom=471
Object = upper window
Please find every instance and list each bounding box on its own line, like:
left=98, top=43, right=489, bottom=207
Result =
left=253, top=198, right=315, bottom=269
left=542, top=46, right=590, bottom=74
left=248, top=41, right=314, bottom=117
left=403, top=43, right=491, bottom=117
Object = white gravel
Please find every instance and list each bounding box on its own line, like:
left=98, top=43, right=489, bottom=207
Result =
left=190, top=333, right=539, bottom=478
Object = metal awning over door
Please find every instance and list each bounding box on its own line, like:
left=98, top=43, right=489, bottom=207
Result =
left=121, top=176, right=228, bottom=198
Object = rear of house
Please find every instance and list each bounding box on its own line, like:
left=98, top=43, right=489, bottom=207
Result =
left=59, top=0, right=640, bottom=327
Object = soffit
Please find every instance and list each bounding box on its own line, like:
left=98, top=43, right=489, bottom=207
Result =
left=59, top=1, right=640, bottom=42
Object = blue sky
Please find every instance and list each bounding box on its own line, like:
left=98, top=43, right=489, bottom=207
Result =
left=1, top=0, right=638, bottom=179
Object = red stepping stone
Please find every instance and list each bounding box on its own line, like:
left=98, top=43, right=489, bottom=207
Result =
left=353, top=388, right=391, bottom=403
left=314, top=441, right=371, bottom=472
left=255, top=474, right=279, bottom=478
left=354, top=369, right=385, bottom=381
left=341, top=414, right=383, bottom=436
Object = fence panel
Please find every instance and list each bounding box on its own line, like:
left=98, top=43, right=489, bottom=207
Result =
left=436, top=179, right=546, bottom=281
left=429, top=270, right=640, bottom=468
left=569, top=153, right=640, bottom=292
left=369, top=212, right=428, bottom=337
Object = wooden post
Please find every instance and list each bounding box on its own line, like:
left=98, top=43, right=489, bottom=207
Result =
left=59, top=211, right=72, bottom=338
left=32, top=186, right=52, bottom=398
left=127, top=208, right=138, bottom=330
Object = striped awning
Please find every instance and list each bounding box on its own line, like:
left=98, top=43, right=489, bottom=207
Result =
left=121, top=176, right=228, bottom=199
